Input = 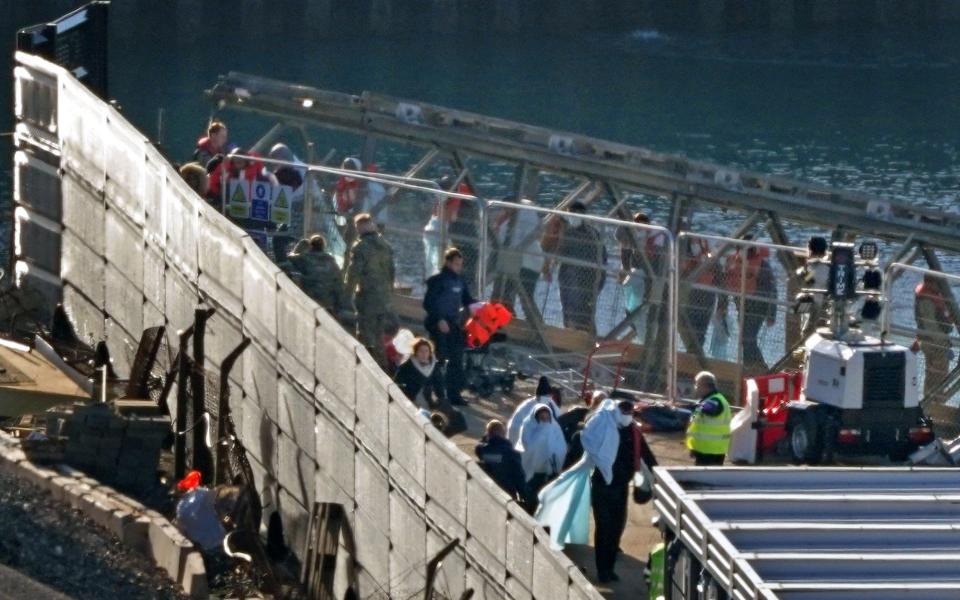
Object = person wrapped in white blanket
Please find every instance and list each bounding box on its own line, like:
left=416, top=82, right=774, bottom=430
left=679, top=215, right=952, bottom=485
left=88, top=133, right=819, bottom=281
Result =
left=535, top=397, right=657, bottom=584
left=507, top=376, right=560, bottom=446
left=515, top=403, right=567, bottom=512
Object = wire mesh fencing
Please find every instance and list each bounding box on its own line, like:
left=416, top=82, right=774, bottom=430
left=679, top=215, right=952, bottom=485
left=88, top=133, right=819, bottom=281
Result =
left=481, top=200, right=676, bottom=398
left=884, top=263, right=960, bottom=440
left=674, top=233, right=806, bottom=402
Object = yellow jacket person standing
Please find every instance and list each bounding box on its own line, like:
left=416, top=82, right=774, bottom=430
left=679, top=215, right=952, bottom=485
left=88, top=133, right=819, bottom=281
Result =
left=345, top=213, right=396, bottom=367
left=686, top=371, right=731, bottom=465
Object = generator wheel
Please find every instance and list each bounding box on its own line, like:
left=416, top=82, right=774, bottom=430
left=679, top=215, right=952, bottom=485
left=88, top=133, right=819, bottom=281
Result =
left=790, top=410, right=824, bottom=465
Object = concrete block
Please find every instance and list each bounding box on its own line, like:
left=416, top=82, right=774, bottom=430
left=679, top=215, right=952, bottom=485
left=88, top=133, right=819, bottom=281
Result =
left=277, top=275, right=316, bottom=376
left=506, top=501, right=536, bottom=588
left=122, top=514, right=150, bottom=554
left=143, top=299, right=164, bottom=330
left=354, top=511, right=390, bottom=590
left=142, top=242, right=165, bottom=315
left=316, top=381, right=354, bottom=433
left=14, top=206, right=60, bottom=274
left=465, top=535, right=507, bottom=587
left=163, top=177, right=199, bottom=279
left=568, top=566, right=604, bottom=600
left=59, top=83, right=106, bottom=190
left=389, top=493, right=426, bottom=599
left=466, top=462, right=508, bottom=560
left=427, top=529, right=466, bottom=599
left=532, top=530, right=574, bottom=600
left=14, top=262, right=62, bottom=315
left=241, top=239, right=279, bottom=345
left=278, top=432, right=316, bottom=510
left=466, top=563, right=501, bottom=600
left=104, top=318, right=135, bottom=376
left=141, top=159, right=165, bottom=247
left=355, top=450, right=389, bottom=538
left=12, top=461, right=54, bottom=488
left=278, top=378, right=317, bottom=459
left=179, top=551, right=208, bottom=598
left=424, top=426, right=468, bottom=525
left=103, top=123, right=146, bottom=226
left=243, top=342, right=279, bottom=423
left=61, top=175, right=105, bottom=255
left=245, top=453, right=278, bottom=524
left=315, top=411, right=355, bottom=500
left=105, top=265, right=143, bottom=338
left=278, top=348, right=314, bottom=395
left=389, top=458, right=425, bottom=511
left=354, top=350, right=389, bottom=464
left=104, top=208, right=144, bottom=286
left=240, top=398, right=279, bottom=479
left=63, top=284, right=104, bottom=346
left=278, top=487, right=311, bottom=564
left=314, top=320, right=358, bottom=413
left=164, top=269, right=199, bottom=336
left=314, top=466, right=353, bottom=508
left=14, top=149, right=61, bottom=221
left=203, top=310, right=243, bottom=372
left=505, top=574, right=533, bottom=600
left=197, top=209, right=244, bottom=313
left=62, top=229, right=104, bottom=309
left=147, top=518, right=192, bottom=582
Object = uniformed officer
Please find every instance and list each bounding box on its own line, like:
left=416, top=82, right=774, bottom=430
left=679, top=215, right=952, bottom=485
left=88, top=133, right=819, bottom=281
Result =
left=475, top=419, right=526, bottom=504
left=685, top=371, right=732, bottom=466
left=423, top=247, right=477, bottom=405
left=344, top=213, right=396, bottom=366
left=288, top=234, right=349, bottom=317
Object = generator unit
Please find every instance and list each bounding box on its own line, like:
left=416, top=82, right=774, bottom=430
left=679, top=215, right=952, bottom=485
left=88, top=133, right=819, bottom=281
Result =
left=787, top=239, right=932, bottom=463
left=789, top=330, right=928, bottom=463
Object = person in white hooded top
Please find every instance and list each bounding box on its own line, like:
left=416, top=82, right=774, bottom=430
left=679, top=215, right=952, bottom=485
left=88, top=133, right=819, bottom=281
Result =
left=515, top=403, right=567, bottom=512
left=507, top=376, right=560, bottom=446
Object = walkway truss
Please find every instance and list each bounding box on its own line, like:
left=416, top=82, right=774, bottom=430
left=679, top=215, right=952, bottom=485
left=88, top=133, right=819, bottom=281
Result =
left=208, top=72, right=960, bottom=404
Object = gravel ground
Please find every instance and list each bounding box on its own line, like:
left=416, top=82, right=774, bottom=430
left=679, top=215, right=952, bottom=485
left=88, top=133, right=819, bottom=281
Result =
left=0, top=469, right=188, bottom=600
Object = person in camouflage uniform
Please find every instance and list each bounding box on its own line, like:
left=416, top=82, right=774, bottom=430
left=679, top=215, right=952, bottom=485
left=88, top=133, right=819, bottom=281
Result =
left=287, top=234, right=349, bottom=316
left=345, top=213, right=396, bottom=367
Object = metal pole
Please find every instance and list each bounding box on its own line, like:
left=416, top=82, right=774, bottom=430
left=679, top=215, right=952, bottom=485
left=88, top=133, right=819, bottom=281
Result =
left=669, top=232, right=680, bottom=401
left=478, top=200, right=488, bottom=293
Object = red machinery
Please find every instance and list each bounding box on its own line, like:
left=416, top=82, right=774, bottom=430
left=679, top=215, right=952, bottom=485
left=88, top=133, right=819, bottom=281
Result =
left=743, top=371, right=804, bottom=455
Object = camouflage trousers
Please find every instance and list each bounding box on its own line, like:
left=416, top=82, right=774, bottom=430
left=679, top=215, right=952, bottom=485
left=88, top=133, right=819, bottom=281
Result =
left=356, top=307, right=392, bottom=367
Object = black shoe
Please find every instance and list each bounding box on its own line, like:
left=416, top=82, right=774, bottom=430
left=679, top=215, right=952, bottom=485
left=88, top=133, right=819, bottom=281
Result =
left=450, top=396, right=468, bottom=406
left=597, top=571, right=617, bottom=584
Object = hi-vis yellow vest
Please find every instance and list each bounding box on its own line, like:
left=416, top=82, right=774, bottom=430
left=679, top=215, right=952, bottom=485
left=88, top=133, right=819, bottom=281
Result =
left=686, top=392, right=732, bottom=455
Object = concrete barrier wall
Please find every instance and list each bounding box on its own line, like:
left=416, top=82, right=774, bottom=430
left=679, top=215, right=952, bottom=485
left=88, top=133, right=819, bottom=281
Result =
left=12, top=53, right=603, bottom=600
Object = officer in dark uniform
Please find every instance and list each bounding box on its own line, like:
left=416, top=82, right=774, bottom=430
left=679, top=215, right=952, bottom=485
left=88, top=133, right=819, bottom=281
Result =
left=345, top=213, right=396, bottom=367
left=423, top=247, right=476, bottom=405
left=475, top=419, right=526, bottom=503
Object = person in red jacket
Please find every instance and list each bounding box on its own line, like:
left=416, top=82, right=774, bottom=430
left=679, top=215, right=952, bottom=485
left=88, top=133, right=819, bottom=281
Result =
left=192, top=121, right=228, bottom=167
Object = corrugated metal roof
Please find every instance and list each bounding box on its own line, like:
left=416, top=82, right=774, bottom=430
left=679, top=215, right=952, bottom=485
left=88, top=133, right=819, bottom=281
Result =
left=653, top=467, right=960, bottom=600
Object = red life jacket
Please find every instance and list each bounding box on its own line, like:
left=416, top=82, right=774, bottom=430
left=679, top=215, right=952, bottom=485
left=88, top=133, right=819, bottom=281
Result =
left=465, top=302, right=513, bottom=348
left=724, top=247, right=769, bottom=294
left=207, top=154, right=266, bottom=200
left=431, top=182, right=471, bottom=221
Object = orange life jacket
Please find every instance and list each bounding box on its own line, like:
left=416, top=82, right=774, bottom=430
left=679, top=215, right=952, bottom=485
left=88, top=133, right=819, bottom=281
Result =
left=724, top=246, right=768, bottom=294
left=916, top=281, right=950, bottom=321
left=465, top=303, right=513, bottom=349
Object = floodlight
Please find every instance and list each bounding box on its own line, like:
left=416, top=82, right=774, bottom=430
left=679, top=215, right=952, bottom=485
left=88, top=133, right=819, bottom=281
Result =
left=860, top=298, right=882, bottom=320
left=858, top=241, right=878, bottom=261
left=793, top=293, right=815, bottom=314
left=862, top=269, right=882, bottom=291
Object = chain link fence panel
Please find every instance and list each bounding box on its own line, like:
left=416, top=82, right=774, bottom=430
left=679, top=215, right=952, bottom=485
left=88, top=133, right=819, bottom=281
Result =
left=884, top=263, right=960, bottom=440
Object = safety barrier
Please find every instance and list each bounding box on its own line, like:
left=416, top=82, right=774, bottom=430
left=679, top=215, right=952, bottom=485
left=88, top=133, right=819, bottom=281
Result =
left=674, top=232, right=806, bottom=402
left=480, top=200, right=677, bottom=398
left=883, top=263, right=960, bottom=440
left=11, top=52, right=603, bottom=600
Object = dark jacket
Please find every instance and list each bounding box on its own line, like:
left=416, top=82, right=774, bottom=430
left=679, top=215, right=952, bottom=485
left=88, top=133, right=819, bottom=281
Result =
left=275, top=167, right=304, bottom=190
left=475, top=435, right=526, bottom=500
left=423, top=267, right=476, bottom=329
left=394, top=358, right=445, bottom=407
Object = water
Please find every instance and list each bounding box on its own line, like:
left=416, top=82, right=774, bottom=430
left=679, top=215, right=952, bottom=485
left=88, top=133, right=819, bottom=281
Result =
left=3, top=4, right=960, bottom=266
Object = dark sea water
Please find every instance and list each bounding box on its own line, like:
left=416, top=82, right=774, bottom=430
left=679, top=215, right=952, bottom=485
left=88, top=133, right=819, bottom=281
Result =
left=3, top=2, right=960, bottom=267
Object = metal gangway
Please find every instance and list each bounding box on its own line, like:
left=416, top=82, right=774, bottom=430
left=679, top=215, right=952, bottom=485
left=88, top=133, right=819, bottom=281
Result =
left=205, top=72, right=960, bottom=403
